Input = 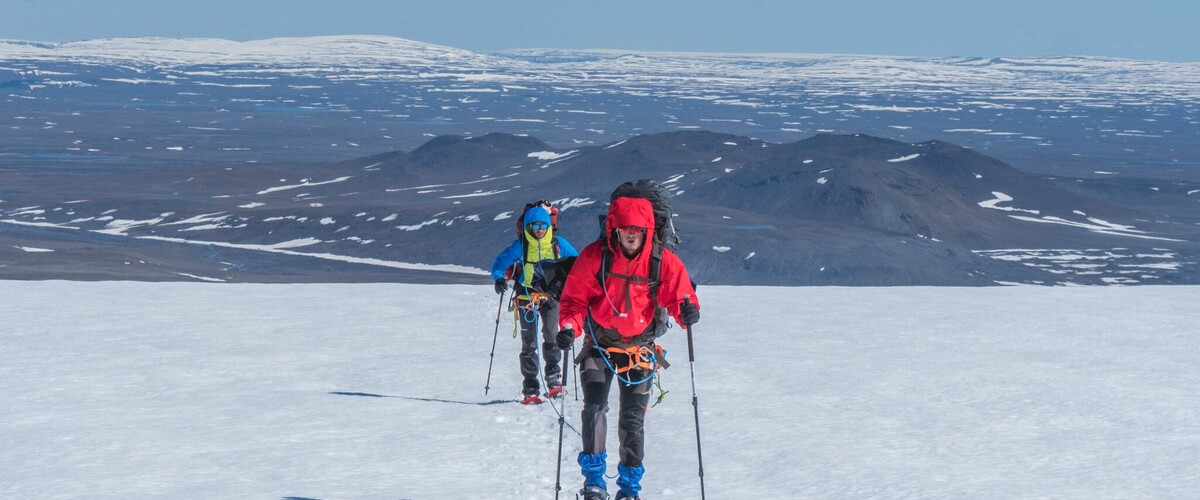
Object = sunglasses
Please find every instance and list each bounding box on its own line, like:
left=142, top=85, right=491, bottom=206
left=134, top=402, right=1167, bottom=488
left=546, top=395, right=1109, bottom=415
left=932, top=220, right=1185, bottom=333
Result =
left=616, top=226, right=647, bottom=235
left=526, top=222, right=550, bottom=230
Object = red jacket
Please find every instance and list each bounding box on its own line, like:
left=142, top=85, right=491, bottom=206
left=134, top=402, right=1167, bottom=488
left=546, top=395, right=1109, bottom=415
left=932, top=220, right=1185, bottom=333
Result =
left=559, top=197, right=698, bottom=340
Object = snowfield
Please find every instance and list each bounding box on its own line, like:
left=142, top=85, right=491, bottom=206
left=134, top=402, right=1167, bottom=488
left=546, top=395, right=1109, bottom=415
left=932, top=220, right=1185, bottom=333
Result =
left=1, top=282, right=1198, bottom=499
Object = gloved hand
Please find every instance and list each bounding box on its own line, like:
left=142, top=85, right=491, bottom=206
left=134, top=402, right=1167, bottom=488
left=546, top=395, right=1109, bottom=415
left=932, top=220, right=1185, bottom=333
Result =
left=680, top=301, right=700, bottom=326
left=555, top=326, right=577, bottom=350
left=494, top=279, right=508, bottom=295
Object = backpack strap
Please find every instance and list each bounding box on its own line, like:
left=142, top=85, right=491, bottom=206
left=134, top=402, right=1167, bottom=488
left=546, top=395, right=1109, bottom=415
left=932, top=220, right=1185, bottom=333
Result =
left=647, top=242, right=662, bottom=296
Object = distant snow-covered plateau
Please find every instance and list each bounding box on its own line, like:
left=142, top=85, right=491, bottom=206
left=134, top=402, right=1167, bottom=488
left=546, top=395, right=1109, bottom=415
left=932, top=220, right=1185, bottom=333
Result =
left=2, top=36, right=1198, bottom=169
left=0, top=36, right=1197, bottom=284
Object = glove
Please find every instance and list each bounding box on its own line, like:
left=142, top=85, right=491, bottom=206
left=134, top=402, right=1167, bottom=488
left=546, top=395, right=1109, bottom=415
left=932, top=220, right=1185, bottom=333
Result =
left=680, top=301, right=700, bottom=326
left=494, top=279, right=508, bottom=295
left=555, top=326, right=577, bottom=350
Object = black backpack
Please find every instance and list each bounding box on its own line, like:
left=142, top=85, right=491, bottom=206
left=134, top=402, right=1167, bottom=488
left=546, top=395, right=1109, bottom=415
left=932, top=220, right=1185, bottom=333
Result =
left=596, top=180, right=679, bottom=337
left=530, top=256, right=576, bottom=300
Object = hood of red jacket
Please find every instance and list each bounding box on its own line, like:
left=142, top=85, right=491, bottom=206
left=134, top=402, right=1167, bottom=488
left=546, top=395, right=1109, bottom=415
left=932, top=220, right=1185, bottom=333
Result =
left=605, top=196, right=655, bottom=253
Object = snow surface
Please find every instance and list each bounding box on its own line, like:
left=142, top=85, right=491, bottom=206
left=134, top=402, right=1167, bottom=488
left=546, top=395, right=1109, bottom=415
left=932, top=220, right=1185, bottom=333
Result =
left=2, top=282, right=1198, bottom=498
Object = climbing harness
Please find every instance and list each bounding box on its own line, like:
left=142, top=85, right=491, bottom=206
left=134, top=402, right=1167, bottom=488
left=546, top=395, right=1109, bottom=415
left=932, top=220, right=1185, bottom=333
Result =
left=602, top=344, right=665, bottom=375
left=585, top=317, right=664, bottom=387
left=512, top=291, right=550, bottom=337
left=601, top=343, right=672, bottom=405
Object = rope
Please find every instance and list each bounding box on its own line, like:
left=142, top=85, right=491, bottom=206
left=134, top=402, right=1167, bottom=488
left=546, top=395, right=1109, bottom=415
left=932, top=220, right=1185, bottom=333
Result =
left=525, top=296, right=547, bottom=396
left=651, top=372, right=669, bottom=408
left=505, top=228, right=581, bottom=436
left=527, top=297, right=581, bottom=437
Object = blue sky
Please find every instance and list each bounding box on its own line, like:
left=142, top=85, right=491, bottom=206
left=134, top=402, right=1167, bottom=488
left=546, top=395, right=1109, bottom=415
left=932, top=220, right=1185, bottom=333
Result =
left=2, top=0, right=1197, bottom=61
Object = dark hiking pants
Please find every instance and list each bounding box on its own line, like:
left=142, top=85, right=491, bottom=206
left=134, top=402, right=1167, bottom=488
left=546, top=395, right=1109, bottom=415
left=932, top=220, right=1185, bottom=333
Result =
left=517, top=296, right=563, bottom=395
left=578, top=342, right=653, bottom=467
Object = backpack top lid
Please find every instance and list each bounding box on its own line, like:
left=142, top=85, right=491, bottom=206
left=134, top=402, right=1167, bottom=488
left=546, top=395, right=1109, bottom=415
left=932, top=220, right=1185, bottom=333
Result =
left=609, top=179, right=679, bottom=249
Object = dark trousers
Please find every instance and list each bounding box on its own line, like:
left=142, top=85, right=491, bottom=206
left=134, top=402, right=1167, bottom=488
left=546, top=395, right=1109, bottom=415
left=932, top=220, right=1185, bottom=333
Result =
left=517, top=297, right=563, bottom=395
left=579, top=342, right=653, bottom=467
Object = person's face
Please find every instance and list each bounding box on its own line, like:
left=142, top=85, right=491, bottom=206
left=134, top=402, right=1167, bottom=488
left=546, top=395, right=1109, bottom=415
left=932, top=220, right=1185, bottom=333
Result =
left=616, top=226, right=647, bottom=255
left=527, top=222, right=549, bottom=239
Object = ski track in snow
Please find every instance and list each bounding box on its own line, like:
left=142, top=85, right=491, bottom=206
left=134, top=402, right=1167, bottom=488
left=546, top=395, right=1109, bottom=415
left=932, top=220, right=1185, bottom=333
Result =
left=2, top=283, right=1198, bottom=498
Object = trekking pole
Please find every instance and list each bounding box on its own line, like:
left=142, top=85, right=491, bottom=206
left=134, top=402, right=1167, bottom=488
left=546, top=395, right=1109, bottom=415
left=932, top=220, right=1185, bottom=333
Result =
left=683, top=296, right=707, bottom=499
left=553, top=346, right=572, bottom=499
left=571, top=343, right=579, bottom=401
left=484, top=286, right=508, bottom=395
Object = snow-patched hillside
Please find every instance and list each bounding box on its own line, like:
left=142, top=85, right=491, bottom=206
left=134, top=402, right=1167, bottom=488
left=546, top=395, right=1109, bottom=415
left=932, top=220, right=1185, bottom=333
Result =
left=2, top=282, right=1197, bottom=498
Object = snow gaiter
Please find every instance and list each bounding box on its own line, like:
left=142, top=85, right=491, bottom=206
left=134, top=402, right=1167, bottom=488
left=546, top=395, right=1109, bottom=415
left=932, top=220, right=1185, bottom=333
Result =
left=578, top=451, right=608, bottom=489
left=617, top=463, right=644, bottom=498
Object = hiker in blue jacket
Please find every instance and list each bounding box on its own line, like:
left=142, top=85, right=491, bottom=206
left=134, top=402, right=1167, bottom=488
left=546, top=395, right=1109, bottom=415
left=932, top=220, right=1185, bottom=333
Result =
left=490, top=202, right=579, bottom=404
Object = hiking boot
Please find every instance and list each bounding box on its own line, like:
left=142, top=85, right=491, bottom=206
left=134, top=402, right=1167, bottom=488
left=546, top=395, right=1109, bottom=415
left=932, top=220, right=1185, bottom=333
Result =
left=546, top=385, right=566, bottom=399
left=520, top=394, right=543, bottom=405
left=579, top=484, right=609, bottom=500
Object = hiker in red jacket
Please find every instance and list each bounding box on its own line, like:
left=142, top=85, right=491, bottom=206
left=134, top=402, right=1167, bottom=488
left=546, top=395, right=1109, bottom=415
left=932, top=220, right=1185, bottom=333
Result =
left=555, top=196, right=700, bottom=500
